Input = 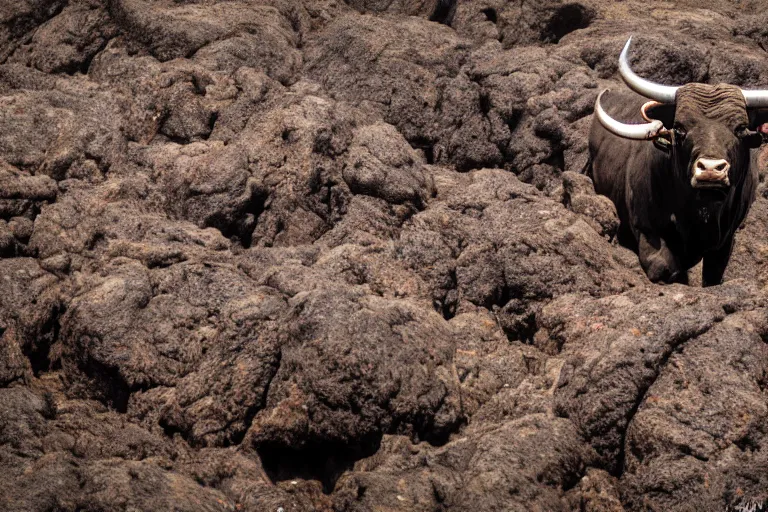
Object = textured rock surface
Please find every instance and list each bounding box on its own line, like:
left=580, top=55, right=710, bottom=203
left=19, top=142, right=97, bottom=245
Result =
left=3, top=0, right=768, bottom=511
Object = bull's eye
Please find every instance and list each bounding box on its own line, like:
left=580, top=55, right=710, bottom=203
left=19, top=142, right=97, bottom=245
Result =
left=673, top=125, right=687, bottom=143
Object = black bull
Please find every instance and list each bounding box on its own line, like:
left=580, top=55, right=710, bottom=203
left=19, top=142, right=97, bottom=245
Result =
left=588, top=68, right=768, bottom=286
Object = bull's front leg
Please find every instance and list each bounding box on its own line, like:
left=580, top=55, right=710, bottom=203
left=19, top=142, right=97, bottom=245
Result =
left=638, top=233, right=685, bottom=284
left=702, top=236, right=734, bottom=287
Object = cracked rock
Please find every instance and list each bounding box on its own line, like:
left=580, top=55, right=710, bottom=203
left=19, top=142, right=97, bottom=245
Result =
left=4, top=0, right=768, bottom=510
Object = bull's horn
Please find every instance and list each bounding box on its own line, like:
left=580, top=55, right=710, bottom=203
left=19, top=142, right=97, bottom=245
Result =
left=594, top=90, right=668, bottom=140
left=742, top=89, right=768, bottom=108
left=619, top=37, right=679, bottom=104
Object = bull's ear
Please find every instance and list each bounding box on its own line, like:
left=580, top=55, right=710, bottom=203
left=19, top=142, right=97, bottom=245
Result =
left=644, top=103, right=675, bottom=128
left=736, top=127, right=763, bottom=148
left=748, top=109, right=768, bottom=135
left=747, top=108, right=768, bottom=146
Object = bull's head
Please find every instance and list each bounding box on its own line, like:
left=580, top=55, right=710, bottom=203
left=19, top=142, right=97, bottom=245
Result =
left=595, top=37, right=768, bottom=190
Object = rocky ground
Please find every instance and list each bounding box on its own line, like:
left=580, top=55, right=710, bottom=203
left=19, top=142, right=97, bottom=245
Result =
left=3, top=0, right=768, bottom=510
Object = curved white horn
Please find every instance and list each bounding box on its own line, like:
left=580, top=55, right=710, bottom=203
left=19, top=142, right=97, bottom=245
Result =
left=595, top=90, right=668, bottom=140
left=619, top=37, right=679, bottom=104
left=617, top=36, right=768, bottom=108
left=742, top=89, right=768, bottom=108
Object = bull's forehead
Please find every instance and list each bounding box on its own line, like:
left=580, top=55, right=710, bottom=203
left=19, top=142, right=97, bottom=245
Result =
left=674, top=83, right=748, bottom=128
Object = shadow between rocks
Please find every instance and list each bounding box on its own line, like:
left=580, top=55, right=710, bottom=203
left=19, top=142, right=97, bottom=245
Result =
left=256, top=434, right=383, bottom=494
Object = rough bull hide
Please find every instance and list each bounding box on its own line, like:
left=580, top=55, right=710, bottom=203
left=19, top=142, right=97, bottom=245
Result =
left=588, top=38, right=768, bottom=286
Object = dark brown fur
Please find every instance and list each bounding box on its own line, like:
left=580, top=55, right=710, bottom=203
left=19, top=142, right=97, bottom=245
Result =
left=588, top=85, right=760, bottom=286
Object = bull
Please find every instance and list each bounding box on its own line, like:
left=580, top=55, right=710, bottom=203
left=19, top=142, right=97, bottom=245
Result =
left=587, top=37, right=768, bottom=286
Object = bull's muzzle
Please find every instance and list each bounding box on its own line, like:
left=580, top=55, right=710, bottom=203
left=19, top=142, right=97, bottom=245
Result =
left=691, top=157, right=730, bottom=188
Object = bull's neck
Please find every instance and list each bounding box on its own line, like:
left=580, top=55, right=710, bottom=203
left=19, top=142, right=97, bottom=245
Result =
left=676, top=184, right=731, bottom=248
left=658, top=154, right=732, bottom=249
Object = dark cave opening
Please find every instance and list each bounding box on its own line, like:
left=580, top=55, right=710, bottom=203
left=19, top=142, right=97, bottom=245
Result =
left=541, top=3, right=595, bottom=44
left=256, top=435, right=383, bottom=494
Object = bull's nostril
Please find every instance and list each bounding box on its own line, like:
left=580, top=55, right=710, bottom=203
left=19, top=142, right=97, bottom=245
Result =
left=696, top=161, right=706, bottom=170
left=716, top=163, right=727, bottom=171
